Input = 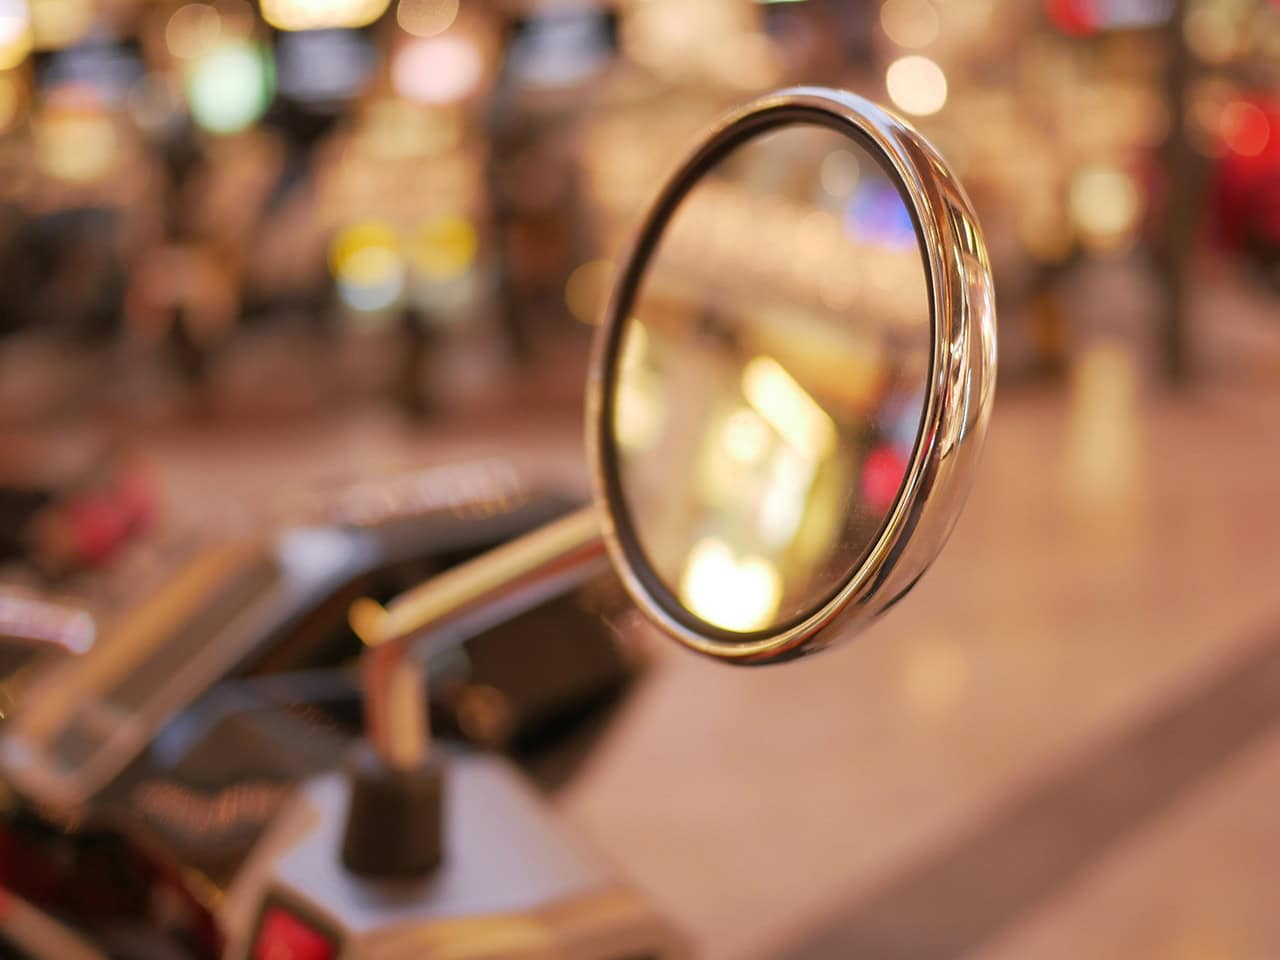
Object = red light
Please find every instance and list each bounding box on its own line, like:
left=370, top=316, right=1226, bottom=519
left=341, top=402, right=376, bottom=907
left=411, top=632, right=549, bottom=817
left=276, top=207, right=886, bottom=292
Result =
left=1222, top=100, right=1272, bottom=158
left=861, top=446, right=908, bottom=513
left=1045, top=0, right=1099, bottom=36
left=252, top=907, right=334, bottom=960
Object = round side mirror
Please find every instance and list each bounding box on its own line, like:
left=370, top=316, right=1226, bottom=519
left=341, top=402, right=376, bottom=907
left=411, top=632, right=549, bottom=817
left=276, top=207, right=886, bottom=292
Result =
left=352, top=86, right=996, bottom=786
left=588, top=87, right=995, bottom=663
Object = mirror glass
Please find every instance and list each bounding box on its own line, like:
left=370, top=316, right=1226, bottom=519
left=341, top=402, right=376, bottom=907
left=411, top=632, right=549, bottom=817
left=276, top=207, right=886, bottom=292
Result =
left=609, top=122, right=932, bottom=636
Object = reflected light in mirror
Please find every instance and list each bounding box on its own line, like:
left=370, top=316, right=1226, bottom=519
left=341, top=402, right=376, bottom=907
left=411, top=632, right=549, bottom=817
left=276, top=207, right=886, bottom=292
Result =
left=679, top=537, right=782, bottom=632
left=611, top=122, right=931, bottom=635
left=741, top=356, right=836, bottom=462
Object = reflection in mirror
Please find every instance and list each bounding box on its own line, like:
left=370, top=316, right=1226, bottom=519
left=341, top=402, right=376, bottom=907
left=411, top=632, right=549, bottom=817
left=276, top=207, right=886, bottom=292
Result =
left=611, top=123, right=931, bottom=635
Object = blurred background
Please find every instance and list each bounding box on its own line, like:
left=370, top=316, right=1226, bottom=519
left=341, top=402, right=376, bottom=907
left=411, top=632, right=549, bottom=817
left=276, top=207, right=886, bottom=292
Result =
left=0, top=0, right=1277, bottom=957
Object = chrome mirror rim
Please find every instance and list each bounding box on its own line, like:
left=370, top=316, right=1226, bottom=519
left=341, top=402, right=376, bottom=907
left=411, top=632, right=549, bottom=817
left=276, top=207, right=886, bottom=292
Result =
left=586, top=86, right=997, bottom=664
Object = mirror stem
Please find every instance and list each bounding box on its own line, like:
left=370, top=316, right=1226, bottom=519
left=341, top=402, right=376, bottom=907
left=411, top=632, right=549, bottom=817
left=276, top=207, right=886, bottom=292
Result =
left=350, top=504, right=607, bottom=768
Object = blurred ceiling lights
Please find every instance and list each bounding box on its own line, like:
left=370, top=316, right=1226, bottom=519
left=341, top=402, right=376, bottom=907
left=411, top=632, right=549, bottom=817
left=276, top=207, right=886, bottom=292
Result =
left=0, top=0, right=32, bottom=70
left=185, top=38, right=274, bottom=134
left=166, top=3, right=222, bottom=60
left=29, top=0, right=93, bottom=50
left=262, top=0, right=390, bottom=31
left=331, top=221, right=404, bottom=313
left=885, top=54, right=947, bottom=117
left=408, top=214, right=477, bottom=281
left=880, top=0, right=940, bottom=49
left=391, top=34, right=483, bottom=104
left=1068, top=165, right=1141, bottom=251
left=396, top=0, right=456, bottom=38
left=35, top=87, right=117, bottom=181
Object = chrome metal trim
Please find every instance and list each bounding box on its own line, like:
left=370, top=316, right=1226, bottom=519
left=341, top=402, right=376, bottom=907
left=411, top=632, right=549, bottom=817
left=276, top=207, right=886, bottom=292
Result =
left=586, top=87, right=997, bottom=663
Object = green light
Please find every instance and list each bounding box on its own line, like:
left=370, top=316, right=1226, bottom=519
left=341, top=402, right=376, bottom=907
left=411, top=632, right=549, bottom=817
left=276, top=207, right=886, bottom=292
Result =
left=186, top=39, right=274, bottom=135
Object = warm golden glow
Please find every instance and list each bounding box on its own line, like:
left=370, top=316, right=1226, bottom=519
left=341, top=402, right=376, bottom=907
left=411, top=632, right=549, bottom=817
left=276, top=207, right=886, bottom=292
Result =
left=35, top=96, right=117, bottom=182
left=721, top=407, right=770, bottom=465
left=1069, top=165, right=1140, bottom=246
left=29, top=0, right=92, bottom=49
left=565, top=259, right=615, bottom=325
left=331, top=221, right=405, bottom=312
left=0, top=0, right=31, bottom=70
left=886, top=54, right=947, bottom=117
left=396, top=0, right=457, bottom=37
left=166, top=4, right=221, bottom=60
left=741, top=356, right=836, bottom=462
left=880, top=0, right=940, bottom=49
left=0, top=70, right=21, bottom=132
left=679, top=537, right=782, bottom=632
left=1183, top=5, right=1237, bottom=64
left=408, top=214, right=477, bottom=280
left=262, top=0, right=391, bottom=31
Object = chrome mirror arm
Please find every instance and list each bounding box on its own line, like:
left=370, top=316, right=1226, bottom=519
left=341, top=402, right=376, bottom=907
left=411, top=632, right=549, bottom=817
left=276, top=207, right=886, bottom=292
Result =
left=348, top=504, right=605, bottom=771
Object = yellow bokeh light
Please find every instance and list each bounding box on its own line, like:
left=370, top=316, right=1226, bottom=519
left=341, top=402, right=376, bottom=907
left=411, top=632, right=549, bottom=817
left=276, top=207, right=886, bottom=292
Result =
left=1183, top=6, right=1236, bottom=64
left=262, top=0, right=391, bottom=31
left=886, top=54, right=947, bottom=117
left=741, top=355, right=836, bottom=463
left=29, top=0, right=92, bottom=50
left=331, top=224, right=405, bottom=312
left=722, top=407, right=770, bottom=465
left=679, top=537, right=782, bottom=632
left=330, top=221, right=400, bottom=277
left=1068, top=165, right=1141, bottom=247
left=0, top=0, right=31, bottom=71
left=408, top=214, right=477, bottom=281
left=35, top=102, right=117, bottom=182
left=396, top=0, right=456, bottom=38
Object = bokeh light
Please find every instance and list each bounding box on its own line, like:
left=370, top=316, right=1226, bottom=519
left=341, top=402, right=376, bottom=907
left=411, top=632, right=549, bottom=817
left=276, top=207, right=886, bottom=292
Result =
left=166, top=4, right=221, bottom=61
left=819, top=148, right=861, bottom=198
left=391, top=34, right=484, bottom=104
left=331, top=221, right=405, bottom=313
left=0, top=0, right=32, bottom=71
left=880, top=0, right=940, bottom=49
left=1069, top=165, right=1141, bottom=249
left=34, top=87, right=117, bottom=182
left=1183, top=5, right=1237, bottom=64
left=564, top=259, right=615, bottom=325
left=396, top=0, right=457, bottom=38
left=186, top=39, right=274, bottom=134
left=1221, top=100, right=1271, bottom=158
left=885, top=54, right=948, bottom=117
left=408, top=214, right=477, bottom=281
left=262, top=0, right=391, bottom=31
left=28, top=0, right=92, bottom=50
